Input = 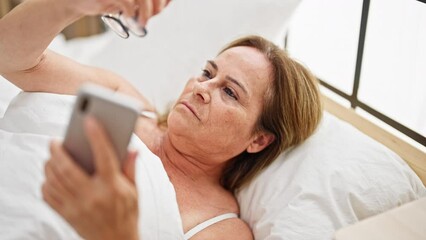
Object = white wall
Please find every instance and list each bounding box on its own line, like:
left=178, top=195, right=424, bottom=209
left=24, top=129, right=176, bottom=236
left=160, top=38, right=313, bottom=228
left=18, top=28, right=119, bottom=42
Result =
left=287, top=0, right=426, bottom=144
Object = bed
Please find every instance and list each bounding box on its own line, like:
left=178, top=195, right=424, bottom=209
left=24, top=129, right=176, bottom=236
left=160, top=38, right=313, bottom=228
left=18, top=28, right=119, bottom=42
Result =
left=0, top=0, right=425, bottom=239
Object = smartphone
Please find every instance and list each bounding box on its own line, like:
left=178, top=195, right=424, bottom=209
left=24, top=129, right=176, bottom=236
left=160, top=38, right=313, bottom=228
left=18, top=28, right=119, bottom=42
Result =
left=63, top=84, right=141, bottom=174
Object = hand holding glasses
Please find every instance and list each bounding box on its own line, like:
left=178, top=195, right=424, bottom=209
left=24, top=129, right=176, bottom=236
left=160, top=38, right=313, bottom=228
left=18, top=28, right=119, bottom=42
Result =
left=101, top=11, right=147, bottom=39
left=100, top=0, right=172, bottom=39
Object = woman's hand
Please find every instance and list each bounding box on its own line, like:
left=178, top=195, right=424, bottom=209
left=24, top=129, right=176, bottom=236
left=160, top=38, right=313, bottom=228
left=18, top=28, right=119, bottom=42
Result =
left=42, top=117, right=139, bottom=240
left=61, top=0, right=172, bottom=25
left=137, top=0, right=172, bottom=26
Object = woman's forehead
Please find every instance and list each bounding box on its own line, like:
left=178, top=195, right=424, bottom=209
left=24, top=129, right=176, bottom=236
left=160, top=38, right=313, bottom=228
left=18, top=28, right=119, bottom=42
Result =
left=214, top=46, right=272, bottom=87
left=217, top=46, right=267, bottom=65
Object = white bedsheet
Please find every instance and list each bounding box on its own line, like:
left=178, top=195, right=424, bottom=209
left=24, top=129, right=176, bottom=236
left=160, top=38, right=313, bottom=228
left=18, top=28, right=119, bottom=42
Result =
left=0, top=92, right=184, bottom=239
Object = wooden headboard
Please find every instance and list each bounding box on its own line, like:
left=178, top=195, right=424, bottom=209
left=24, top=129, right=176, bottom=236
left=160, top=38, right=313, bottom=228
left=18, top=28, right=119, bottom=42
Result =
left=323, top=95, right=426, bottom=186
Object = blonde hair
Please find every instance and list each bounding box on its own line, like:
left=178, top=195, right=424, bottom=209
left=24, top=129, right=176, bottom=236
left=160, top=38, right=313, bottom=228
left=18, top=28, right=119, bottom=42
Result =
left=219, top=35, right=323, bottom=191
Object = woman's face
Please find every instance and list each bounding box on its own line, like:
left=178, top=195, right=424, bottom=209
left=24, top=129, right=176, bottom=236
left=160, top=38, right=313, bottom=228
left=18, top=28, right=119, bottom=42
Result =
left=167, top=46, right=273, bottom=164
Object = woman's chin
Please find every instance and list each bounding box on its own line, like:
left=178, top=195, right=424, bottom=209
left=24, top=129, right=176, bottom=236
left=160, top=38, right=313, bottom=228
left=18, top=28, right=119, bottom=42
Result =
left=168, top=111, right=196, bottom=134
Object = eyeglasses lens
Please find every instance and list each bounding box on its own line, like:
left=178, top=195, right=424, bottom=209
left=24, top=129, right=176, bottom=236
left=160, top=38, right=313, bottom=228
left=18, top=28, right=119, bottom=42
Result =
left=101, top=15, right=129, bottom=39
left=121, top=15, right=147, bottom=37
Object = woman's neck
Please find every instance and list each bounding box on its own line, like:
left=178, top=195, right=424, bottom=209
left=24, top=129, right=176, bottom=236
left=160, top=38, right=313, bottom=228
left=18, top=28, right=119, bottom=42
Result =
left=156, top=132, right=225, bottom=187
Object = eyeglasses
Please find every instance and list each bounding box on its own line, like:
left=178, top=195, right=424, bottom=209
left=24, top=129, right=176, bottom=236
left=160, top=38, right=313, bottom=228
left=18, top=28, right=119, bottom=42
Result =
left=101, top=12, right=147, bottom=39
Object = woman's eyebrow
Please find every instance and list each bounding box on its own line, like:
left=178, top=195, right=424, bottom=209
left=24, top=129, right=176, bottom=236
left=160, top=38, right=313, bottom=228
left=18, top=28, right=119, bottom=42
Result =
left=207, top=60, right=248, bottom=95
left=207, top=60, right=218, bottom=70
left=226, top=76, right=248, bottom=95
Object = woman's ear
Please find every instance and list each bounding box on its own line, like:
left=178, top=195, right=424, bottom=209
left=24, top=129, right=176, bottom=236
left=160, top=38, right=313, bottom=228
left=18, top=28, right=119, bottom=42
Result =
left=247, top=132, right=275, bottom=153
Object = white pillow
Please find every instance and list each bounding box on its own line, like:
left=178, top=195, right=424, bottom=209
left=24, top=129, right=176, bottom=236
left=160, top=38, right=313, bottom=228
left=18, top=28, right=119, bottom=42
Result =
left=0, top=78, right=20, bottom=118
left=236, top=112, right=426, bottom=240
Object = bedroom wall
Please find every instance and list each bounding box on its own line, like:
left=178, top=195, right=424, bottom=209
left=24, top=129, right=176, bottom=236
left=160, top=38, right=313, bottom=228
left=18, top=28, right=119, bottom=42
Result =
left=287, top=0, right=426, bottom=150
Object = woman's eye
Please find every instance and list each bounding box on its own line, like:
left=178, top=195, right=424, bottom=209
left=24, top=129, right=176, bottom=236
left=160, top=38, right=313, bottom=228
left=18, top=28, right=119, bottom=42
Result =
left=224, top=87, right=238, bottom=100
left=201, top=69, right=212, bottom=80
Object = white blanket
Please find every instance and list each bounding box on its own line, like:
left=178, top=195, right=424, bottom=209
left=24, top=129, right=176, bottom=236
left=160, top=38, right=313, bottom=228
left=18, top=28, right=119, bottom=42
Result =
left=0, top=92, right=184, bottom=239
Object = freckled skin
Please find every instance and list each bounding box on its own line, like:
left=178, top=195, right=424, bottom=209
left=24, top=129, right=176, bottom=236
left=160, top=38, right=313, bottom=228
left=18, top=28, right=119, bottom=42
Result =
left=166, top=46, right=273, bottom=165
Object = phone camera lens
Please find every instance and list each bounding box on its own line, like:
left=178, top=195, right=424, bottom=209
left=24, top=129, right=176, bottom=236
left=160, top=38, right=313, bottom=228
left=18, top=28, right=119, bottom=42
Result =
left=80, top=98, right=89, bottom=113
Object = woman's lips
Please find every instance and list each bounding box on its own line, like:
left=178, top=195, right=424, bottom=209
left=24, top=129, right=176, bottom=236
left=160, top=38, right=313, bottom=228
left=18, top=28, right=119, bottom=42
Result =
left=180, top=101, right=201, bottom=120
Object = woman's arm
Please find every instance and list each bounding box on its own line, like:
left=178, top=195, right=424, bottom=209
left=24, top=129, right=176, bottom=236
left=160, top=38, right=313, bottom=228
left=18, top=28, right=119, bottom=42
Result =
left=2, top=50, right=155, bottom=110
left=0, top=0, right=82, bottom=74
left=0, top=0, right=167, bottom=110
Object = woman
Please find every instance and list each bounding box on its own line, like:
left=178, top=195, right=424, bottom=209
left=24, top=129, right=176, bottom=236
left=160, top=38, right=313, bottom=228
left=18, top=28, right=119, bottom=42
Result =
left=0, top=0, right=322, bottom=239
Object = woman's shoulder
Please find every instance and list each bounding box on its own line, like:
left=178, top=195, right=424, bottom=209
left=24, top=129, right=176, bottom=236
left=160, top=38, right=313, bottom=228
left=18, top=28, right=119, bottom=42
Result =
left=192, top=187, right=252, bottom=239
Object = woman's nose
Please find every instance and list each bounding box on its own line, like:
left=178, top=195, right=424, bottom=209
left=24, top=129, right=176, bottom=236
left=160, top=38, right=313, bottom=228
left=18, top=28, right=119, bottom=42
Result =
left=192, top=81, right=211, bottom=104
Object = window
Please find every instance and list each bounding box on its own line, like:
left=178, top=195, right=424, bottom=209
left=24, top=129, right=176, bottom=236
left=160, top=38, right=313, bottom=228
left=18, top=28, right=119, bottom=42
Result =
left=287, top=0, right=426, bottom=148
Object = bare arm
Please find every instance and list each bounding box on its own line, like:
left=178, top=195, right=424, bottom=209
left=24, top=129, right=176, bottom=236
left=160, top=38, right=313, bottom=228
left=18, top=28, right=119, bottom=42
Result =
left=0, top=0, right=162, bottom=111
left=2, top=50, right=155, bottom=111
left=0, top=0, right=80, bottom=73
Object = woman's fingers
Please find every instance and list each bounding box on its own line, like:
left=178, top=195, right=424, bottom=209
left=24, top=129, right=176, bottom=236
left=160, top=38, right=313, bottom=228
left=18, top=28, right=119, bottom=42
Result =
left=44, top=159, right=74, bottom=199
left=152, top=0, right=167, bottom=15
left=136, top=0, right=153, bottom=26
left=115, top=0, right=135, bottom=18
left=41, top=181, right=63, bottom=212
left=123, top=150, right=138, bottom=184
left=103, top=3, right=122, bottom=15
left=84, top=117, right=120, bottom=178
left=49, top=141, right=90, bottom=193
left=101, top=0, right=171, bottom=31
left=137, top=0, right=169, bottom=25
